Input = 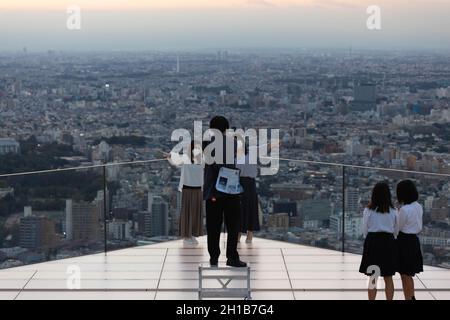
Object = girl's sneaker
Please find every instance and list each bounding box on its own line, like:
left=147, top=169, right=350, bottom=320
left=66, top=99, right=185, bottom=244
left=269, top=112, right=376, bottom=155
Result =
left=190, top=237, right=199, bottom=245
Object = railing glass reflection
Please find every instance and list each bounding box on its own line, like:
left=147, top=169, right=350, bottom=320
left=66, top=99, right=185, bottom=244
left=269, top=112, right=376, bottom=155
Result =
left=1, top=158, right=449, bottom=270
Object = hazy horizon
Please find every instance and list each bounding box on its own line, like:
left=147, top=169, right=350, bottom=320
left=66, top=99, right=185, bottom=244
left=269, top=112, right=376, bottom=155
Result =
left=0, top=0, right=449, bottom=51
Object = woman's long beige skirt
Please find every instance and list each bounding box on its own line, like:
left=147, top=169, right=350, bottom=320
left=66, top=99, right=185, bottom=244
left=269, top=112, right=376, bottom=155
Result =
left=179, top=188, right=204, bottom=237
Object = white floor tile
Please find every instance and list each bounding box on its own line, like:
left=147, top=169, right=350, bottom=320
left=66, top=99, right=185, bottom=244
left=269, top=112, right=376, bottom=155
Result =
left=1, top=235, right=449, bottom=300
left=420, top=279, right=450, bottom=290
left=428, top=291, right=450, bottom=300
left=16, top=291, right=156, bottom=300
left=24, top=279, right=159, bottom=290
left=32, top=271, right=161, bottom=280
left=0, top=270, right=35, bottom=280
left=155, top=291, right=198, bottom=300
left=0, top=280, right=28, bottom=290
left=0, top=291, right=19, bottom=300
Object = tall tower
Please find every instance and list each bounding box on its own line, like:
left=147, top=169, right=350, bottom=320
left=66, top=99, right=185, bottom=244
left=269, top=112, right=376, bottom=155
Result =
left=176, top=55, right=180, bottom=73
left=65, top=199, right=73, bottom=240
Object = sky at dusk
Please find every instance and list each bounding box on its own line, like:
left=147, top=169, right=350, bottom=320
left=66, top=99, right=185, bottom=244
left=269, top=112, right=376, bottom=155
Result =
left=0, top=0, right=449, bottom=51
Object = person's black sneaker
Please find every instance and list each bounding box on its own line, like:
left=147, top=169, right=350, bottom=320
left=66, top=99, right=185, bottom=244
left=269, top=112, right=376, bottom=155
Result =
left=210, top=259, right=218, bottom=267
left=226, top=260, right=247, bottom=268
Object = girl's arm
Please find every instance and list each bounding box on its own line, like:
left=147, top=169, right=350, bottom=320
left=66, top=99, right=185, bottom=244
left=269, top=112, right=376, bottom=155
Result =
left=397, top=207, right=406, bottom=232
left=416, top=205, right=423, bottom=233
left=362, top=208, right=369, bottom=238
left=394, top=210, right=399, bottom=238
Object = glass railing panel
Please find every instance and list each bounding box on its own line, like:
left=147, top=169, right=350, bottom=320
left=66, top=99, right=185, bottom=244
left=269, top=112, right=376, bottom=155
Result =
left=0, top=167, right=104, bottom=270
left=105, top=159, right=185, bottom=252
left=258, top=160, right=343, bottom=252
left=1, top=158, right=447, bottom=271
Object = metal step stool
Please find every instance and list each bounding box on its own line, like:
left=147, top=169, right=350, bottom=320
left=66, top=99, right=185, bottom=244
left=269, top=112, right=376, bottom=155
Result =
left=198, top=265, right=251, bottom=300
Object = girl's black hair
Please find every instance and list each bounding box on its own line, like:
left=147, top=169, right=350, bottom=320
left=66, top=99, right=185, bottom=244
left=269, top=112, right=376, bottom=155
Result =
left=368, top=182, right=394, bottom=213
left=396, top=180, right=419, bottom=205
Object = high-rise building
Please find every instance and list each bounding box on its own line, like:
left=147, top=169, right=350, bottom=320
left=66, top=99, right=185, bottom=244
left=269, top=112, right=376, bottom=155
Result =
left=144, top=196, right=169, bottom=237
left=96, top=189, right=110, bottom=218
left=135, top=211, right=147, bottom=234
left=431, top=197, right=449, bottom=222
left=65, top=199, right=73, bottom=240
left=352, top=82, right=376, bottom=112
left=91, top=141, right=111, bottom=162
left=330, top=213, right=363, bottom=239
left=0, top=138, right=20, bottom=155
left=20, top=207, right=56, bottom=249
left=345, top=138, right=367, bottom=156
left=273, top=201, right=297, bottom=217
left=108, top=220, right=132, bottom=241
left=406, top=155, right=418, bottom=170
left=267, top=213, right=290, bottom=232
left=20, top=216, right=49, bottom=249
left=300, top=199, right=333, bottom=229
left=65, top=199, right=102, bottom=243
left=345, top=187, right=360, bottom=215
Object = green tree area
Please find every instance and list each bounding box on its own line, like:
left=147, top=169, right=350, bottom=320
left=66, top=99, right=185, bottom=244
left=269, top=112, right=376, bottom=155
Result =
left=0, top=136, right=82, bottom=175
left=0, top=170, right=103, bottom=217
left=0, top=137, right=103, bottom=217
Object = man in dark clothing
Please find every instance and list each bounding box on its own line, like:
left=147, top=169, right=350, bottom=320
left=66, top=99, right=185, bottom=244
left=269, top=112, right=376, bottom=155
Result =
left=203, top=116, right=247, bottom=268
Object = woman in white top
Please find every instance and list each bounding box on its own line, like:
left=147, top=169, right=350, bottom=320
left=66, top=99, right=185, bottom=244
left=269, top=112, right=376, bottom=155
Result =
left=359, top=182, right=398, bottom=300
left=396, top=179, right=423, bottom=300
left=167, top=141, right=203, bottom=246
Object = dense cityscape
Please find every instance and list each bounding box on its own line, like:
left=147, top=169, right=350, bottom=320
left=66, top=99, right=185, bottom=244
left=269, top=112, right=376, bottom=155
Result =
left=0, top=49, right=449, bottom=270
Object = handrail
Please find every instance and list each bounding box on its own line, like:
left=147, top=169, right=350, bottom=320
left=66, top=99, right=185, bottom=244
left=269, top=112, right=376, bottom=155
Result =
left=0, top=158, right=167, bottom=178
left=265, top=156, right=450, bottom=178
left=1, top=156, right=449, bottom=179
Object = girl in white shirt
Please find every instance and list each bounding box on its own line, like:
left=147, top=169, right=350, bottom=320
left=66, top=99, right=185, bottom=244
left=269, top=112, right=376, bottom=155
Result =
left=167, top=141, right=204, bottom=246
left=396, top=179, right=423, bottom=300
left=359, top=182, right=398, bottom=300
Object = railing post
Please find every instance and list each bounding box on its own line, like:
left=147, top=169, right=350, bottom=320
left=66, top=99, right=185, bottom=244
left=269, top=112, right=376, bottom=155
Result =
left=342, top=166, right=346, bottom=253
left=103, top=164, right=108, bottom=255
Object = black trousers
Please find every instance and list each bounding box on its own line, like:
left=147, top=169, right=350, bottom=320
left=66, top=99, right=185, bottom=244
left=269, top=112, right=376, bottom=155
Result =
left=206, top=195, right=241, bottom=261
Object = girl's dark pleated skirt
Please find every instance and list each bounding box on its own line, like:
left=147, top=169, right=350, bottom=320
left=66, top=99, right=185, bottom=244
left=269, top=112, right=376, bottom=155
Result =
left=397, top=232, right=423, bottom=276
left=240, top=177, right=260, bottom=233
left=359, top=232, right=398, bottom=277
